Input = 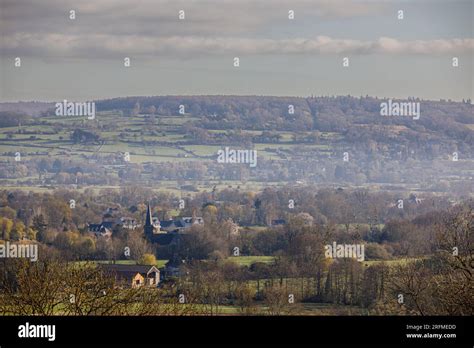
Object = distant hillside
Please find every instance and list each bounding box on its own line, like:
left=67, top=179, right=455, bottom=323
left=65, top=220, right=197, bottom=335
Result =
left=95, top=95, right=473, bottom=144
left=0, top=95, right=472, bottom=193
left=0, top=101, right=54, bottom=116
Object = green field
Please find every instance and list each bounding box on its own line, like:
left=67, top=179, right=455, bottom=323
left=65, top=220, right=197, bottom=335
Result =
left=362, top=257, right=425, bottom=267
left=92, top=259, right=168, bottom=268
left=0, top=111, right=339, bottom=163
left=0, top=110, right=344, bottom=193
left=226, top=255, right=275, bottom=266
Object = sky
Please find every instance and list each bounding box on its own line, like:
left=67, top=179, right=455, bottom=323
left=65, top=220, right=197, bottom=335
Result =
left=0, top=0, right=473, bottom=102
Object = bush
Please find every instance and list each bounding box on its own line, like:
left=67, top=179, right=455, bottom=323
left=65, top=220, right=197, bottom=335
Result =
left=365, top=243, right=391, bottom=260
left=138, top=253, right=157, bottom=265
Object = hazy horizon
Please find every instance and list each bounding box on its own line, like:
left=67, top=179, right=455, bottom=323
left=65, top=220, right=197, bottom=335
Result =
left=1, top=92, right=472, bottom=104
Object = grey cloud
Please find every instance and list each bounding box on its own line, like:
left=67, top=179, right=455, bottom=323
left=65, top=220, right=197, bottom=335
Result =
left=1, top=0, right=470, bottom=59
left=1, top=0, right=386, bottom=36
left=2, top=34, right=472, bottom=58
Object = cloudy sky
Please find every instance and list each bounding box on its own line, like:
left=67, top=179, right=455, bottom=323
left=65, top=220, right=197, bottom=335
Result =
left=0, top=0, right=472, bottom=101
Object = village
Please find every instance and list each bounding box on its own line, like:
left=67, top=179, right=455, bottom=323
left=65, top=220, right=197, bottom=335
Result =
left=87, top=202, right=207, bottom=288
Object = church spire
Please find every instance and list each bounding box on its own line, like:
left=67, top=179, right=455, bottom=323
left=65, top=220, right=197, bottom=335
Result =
left=145, top=202, right=152, bottom=227
left=144, top=202, right=154, bottom=238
